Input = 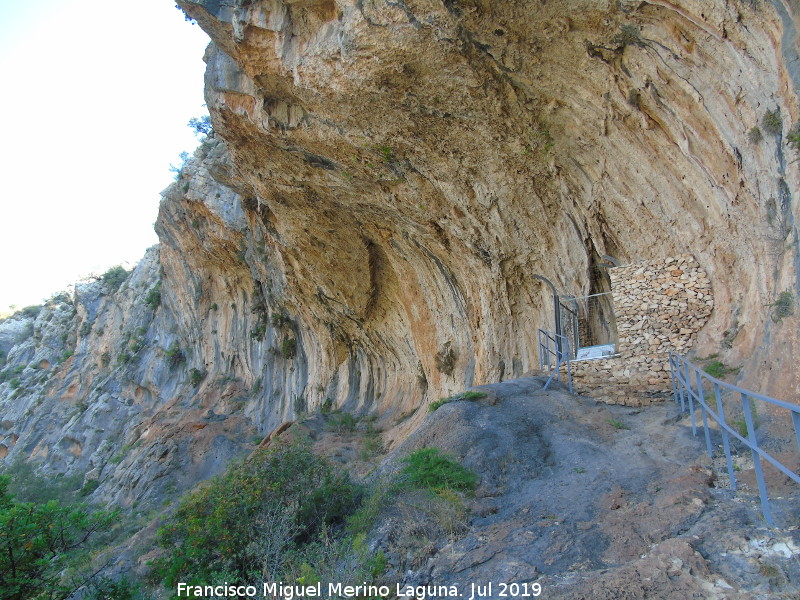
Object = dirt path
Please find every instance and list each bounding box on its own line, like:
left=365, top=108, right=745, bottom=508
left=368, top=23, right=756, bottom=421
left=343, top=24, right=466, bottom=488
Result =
left=369, top=376, right=800, bottom=599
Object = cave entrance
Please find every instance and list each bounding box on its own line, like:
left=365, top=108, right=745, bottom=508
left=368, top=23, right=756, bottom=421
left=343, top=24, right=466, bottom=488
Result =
left=560, top=251, right=620, bottom=361
left=559, top=292, right=618, bottom=361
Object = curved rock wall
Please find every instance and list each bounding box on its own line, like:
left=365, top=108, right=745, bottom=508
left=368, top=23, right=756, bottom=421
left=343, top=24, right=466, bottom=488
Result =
left=178, top=0, right=800, bottom=406
left=1, top=0, right=800, bottom=507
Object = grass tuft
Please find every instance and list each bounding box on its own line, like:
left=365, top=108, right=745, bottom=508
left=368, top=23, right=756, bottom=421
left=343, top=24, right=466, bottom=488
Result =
left=401, top=447, right=477, bottom=492
left=429, top=390, right=487, bottom=412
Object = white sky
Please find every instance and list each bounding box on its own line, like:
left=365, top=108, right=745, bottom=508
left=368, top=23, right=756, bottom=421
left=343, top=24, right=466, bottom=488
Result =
left=0, top=0, right=211, bottom=310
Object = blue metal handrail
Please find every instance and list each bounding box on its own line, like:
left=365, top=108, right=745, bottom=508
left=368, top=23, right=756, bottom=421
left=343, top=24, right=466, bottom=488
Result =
left=538, top=329, right=573, bottom=393
left=669, top=352, right=800, bottom=526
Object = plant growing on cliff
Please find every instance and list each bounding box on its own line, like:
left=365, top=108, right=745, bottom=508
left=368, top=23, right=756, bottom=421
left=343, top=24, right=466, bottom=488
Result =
left=145, top=281, right=162, bottom=310
left=152, top=442, right=362, bottom=592
left=704, top=360, right=739, bottom=378
left=762, top=109, right=783, bottom=135
left=101, top=266, right=130, bottom=293
left=748, top=126, right=763, bottom=144
left=787, top=126, right=800, bottom=151
left=188, top=115, right=212, bottom=138
left=608, top=418, right=630, bottom=430
left=770, top=290, right=795, bottom=322
left=281, top=337, right=297, bottom=359
left=175, top=3, right=196, bottom=24
left=84, top=576, right=150, bottom=600
left=250, top=321, right=267, bottom=340
left=19, top=304, right=42, bottom=319
left=611, top=24, right=646, bottom=49
left=165, top=342, right=185, bottom=370
left=627, top=89, right=642, bottom=109
left=326, top=411, right=358, bottom=433
left=188, top=368, right=206, bottom=386
left=435, top=341, right=456, bottom=376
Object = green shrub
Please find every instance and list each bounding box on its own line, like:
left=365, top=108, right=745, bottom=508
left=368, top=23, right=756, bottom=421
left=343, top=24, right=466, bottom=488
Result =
left=20, top=305, right=42, bottom=319
left=359, top=423, right=384, bottom=460
left=165, top=343, right=185, bottom=370
left=401, top=447, right=477, bottom=492
left=748, top=126, right=763, bottom=144
left=101, top=266, right=130, bottom=292
left=608, top=418, right=630, bottom=430
left=788, top=127, right=800, bottom=151
left=109, top=444, right=134, bottom=466
left=145, top=281, right=162, bottom=310
left=627, top=89, right=641, bottom=108
left=704, top=360, right=740, bottom=378
left=152, top=442, right=361, bottom=591
left=84, top=576, right=151, bottom=600
left=188, top=368, right=206, bottom=386
left=0, top=459, right=83, bottom=505
left=0, top=474, right=117, bottom=600
left=281, top=337, right=297, bottom=359
left=250, top=321, right=267, bottom=340
left=771, top=290, right=794, bottom=322
left=79, top=479, right=100, bottom=497
left=188, top=115, right=212, bottom=137
left=271, top=313, right=291, bottom=328
left=80, top=321, right=92, bottom=337
left=326, top=412, right=358, bottom=433
left=732, top=399, right=759, bottom=438
left=762, top=109, right=782, bottom=135
left=611, top=24, right=644, bottom=49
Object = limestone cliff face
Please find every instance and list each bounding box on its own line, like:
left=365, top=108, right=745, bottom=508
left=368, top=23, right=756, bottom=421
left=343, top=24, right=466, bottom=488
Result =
left=179, top=0, right=800, bottom=403
left=1, top=0, right=800, bottom=505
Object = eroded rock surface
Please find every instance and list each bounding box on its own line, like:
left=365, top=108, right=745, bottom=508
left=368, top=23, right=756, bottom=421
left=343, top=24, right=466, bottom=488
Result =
left=371, top=378, right=800, bottom=599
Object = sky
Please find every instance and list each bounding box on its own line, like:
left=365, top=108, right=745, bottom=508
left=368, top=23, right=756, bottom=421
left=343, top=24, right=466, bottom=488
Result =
left=0, top=0, right=211, bottom=310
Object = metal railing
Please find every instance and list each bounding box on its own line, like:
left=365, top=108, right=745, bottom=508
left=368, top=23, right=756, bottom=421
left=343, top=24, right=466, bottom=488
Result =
left=669, top=352, right=800, bottom=526
left=538, top=329, right=573, bottom=393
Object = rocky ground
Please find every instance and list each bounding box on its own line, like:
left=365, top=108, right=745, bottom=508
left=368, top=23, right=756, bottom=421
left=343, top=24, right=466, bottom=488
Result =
left=293, top=376, right=800, bottom=599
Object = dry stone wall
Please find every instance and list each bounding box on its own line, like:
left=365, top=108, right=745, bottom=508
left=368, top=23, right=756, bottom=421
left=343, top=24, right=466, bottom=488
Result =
left=571, top=256, right=713, bottom=406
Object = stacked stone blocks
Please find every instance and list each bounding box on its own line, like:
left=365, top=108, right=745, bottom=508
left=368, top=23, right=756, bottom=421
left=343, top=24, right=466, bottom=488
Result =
left=570, top=255, right=714, bottom=406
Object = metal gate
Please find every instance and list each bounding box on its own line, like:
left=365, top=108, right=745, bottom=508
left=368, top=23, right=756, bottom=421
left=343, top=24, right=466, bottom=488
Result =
left=561, top=292, right=618, bottom=359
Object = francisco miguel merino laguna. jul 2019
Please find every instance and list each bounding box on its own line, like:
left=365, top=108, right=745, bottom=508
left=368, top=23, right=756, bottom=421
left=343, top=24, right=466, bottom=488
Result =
left=176, top=580, right=544, bottom=599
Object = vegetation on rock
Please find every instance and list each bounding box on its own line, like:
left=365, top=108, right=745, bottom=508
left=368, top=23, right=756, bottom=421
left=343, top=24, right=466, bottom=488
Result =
left=0, top=471, right=117, bottom=600
left=762, top=109, right=782, bottom=135
left=400, top=447, right=477, bottom=492
left=100, top=266, right=129, bottom=293
left=152, top=441, right=370, bottom=594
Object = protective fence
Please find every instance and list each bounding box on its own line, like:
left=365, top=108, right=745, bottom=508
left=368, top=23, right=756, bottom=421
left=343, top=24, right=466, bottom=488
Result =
left=670, top=352, right=800, bottom=526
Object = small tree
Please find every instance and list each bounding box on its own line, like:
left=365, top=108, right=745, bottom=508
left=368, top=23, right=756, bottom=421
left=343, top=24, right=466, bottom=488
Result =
left=152, top=442, right=361, bottom=591
left=101, top=266, right=129, bottom=292
left=0, top=475, right=116, bottom=600
left=188, top=116, right=212, bottom=137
